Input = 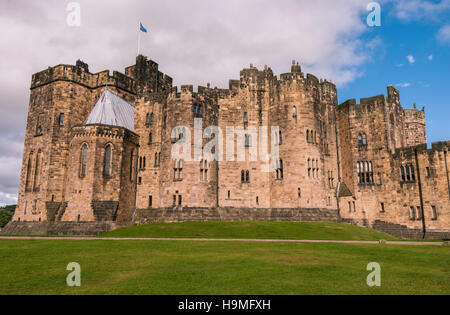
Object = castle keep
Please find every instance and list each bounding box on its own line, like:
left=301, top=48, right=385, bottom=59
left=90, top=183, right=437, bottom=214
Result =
left=5, top=56, right=450, bottom=238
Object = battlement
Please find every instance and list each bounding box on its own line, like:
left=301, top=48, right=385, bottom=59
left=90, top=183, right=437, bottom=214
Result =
left=71, top=125, right=139, bottom=144
left=31, top=62, right=137, bottom=94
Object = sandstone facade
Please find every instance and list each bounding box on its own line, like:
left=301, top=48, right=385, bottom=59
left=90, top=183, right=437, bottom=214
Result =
left=7, top=56, right=450, bottom=237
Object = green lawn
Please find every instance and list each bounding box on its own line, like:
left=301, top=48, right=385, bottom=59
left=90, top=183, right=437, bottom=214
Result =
left=102, top=222, right=400, bottom=241
left=0, top=239, right=449, bottom=295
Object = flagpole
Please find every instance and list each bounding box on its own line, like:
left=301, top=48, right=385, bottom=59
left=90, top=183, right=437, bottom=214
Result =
left=137, top=22, right=141, bottom=56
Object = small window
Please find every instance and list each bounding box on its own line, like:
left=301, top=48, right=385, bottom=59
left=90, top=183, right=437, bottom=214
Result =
left=410, top=206, right=416, bottom=220
left=138, top=177, right=142, bottom=185
left=149, top=196, right=153, bottom=208
left=228, top=191, right=231, bottom=199
left=59, top=113, right=64, bottom=126
left=149, top=133, right=153, bottom=144
left=243, top=112, right=248, bottom=123
left=377, top=173, right=382, bottom=185
left=178, top=195, right=182, bottom=206
left=426, top=167, right=431, bottom=178
left=431, top=206, right=438, bottom=220
left=380, top=203, right=385, bottom=213
left=80, top=144, right=88, bottom=178
left=292, top=106, right=297, bottom=118
left=416, top=206, right=422, bottom=220
left=173, top=195, right=177, bottom=206
left=298, top=188, right=301, bottom=198
left=256, top=196, right=259, bottom=205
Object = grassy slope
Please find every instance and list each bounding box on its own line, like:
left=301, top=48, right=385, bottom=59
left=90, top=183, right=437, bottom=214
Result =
left=103, top=221, right=399, bottom=241
left=0, top=239, right=449, bottom=295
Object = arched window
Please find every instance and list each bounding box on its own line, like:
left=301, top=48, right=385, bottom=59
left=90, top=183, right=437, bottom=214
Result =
left=243, top=112, right=248, bottom=124
left=130, top=149, right=136, bottom=181
left=154, top=153, right=158, bottom=167
left=33, top=150, right=42, bottom=190
left=298, top=188, right=301, bottom=198
left=292, top=106, right=297, bottom=118
left=146, top=113, right=150, bottom=126
left=80, top=144, right=88, bottom=178
left=150, top=113, right=154, bottom=125
left=25, top=152, right=33, bottom=191
left=103, top=145, right=112, bottom=177
left=306, top=130, right=309, bottom=143
left=246, top=170, right=250, bottom=183
left=401, top=166, right=406, bottom=182
left=358, top=133, right=363, bottom=146
left=241, top=170, right=245, bottom=183
left=362, top=133, right=367, bottom=145
left=149, top=132, right=153, bottom=144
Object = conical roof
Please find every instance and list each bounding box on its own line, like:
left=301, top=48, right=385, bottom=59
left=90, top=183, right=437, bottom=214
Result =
left=85, top=90, right=135, bottom=131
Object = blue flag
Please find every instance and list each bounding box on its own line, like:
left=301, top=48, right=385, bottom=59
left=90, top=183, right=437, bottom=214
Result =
left=140, top=23, right=148, bottom=33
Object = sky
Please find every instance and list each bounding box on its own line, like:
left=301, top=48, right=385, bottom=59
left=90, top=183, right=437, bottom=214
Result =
left=0, top=0, right=449, bottom=206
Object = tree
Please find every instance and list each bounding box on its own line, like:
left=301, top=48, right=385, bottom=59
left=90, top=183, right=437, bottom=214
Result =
left=0, top=209, right=13, bottom=228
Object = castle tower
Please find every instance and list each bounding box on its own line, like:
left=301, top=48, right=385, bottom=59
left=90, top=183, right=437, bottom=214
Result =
left=62, top=90, right=139, bottom=223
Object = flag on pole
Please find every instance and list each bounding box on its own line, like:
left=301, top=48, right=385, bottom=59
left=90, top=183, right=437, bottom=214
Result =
left=140, top=23, right=148, bottom=33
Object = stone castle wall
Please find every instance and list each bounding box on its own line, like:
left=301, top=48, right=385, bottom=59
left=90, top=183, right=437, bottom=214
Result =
left=7, top=56, right=450, bottom=238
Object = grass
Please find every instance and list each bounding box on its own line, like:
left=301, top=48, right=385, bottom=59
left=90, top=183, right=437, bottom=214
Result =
left=0, top=239, right=449, bottom=295
left=102, top=221, right=400, bottom=241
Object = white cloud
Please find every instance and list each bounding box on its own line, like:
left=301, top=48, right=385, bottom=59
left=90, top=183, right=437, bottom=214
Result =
left=428, top=55, right=433, bottom=61
left=396, top=82, right=411, bottom=88
left=391, top=0, right=450, bottom=21
left=407, top=55, right=415, bottom=64
left=437, top=24, right=450, bottom=43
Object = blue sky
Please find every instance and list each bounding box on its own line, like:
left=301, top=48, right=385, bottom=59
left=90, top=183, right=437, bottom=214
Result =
left=339, top=1, right=450, bottom=144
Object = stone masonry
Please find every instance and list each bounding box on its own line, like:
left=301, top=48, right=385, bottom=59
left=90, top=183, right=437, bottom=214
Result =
left=4, top=55, right=450, bottom=238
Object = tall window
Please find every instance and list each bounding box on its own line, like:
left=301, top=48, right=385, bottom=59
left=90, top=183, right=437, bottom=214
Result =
left=33, top=150, right=42, bottom=190
left=410, top=206, right=416, bottom=220
left=306, top=130, right=310, bottom=143
left=276, top=160, right=284, bottom=180
left=200, top=160, right=208, bottom=181
left=149, top=132, right=153, bottom=144
left=358, top=133, right=368, bottom=148
left=194, top=105, right=202, bottom=118
left=241, top=170, right=250, bottom=183
left=402, top=164, right=415, bottom=183
left=174, top=160, right=183, bottom=180
left=357, top=161, right=374, bottom=184
left=243, top=112, right=248, bottom=124
left=25, top=152, right=33, bottom=191
left=103, top=145, right=112, bottom=177
left=80, top=144, right=88, bottom=178
left=130, top=149, right=136, bottom=182
left=292, top=106, right=297, bottom=118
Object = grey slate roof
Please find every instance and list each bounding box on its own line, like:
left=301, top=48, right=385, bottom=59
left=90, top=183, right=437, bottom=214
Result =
left=85, top=90, right=135, bottom=131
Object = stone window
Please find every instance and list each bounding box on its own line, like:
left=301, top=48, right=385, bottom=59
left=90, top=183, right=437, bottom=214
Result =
left=103, top=145, right=112, bottom=177
left=279, top=131, right=283, bottom=145
left=431, top=206, right=438, bottom=220
left=409, top=206, right=416, bottom=220
left=80, top=144, right=88, bottom=178
left=276, top=160, right=284, bottom=180
left=130, top=149, right=136, bottom=182
left=173, top=195, right=177, bottom=206
left=149, top=196, right=153, bottom=208
left=228, top=191, right=231, bottom=199
left=353, top=201, right=356, bottom=212
left=138, top=177, right=142, bottom=185
left=35, top=114, right=43, bottom=136
left=380, top=203, right=385, bottom=213
left=377, top=173, right=382, bottom=185
left=245, top=135, right=252, bottom=147
left=402, top=164, right=415, bottom=183
left=416, top=206, right=422, bottom=220
left=149, top=132, right=153, bottom=144
left=328, top=171, right=334, bottom=188
left=357, top=161, right=374, bottom=185
left=194, top=104, right=202, bottom=118
left=178, top=195, right=183, bottom=206
left=426, top=167, right=431, bottom=178
left=256, top=196, right=259, bottom=205
left=200, top=160, right=208, bottom=181
left=292, top=106, right=297, bottom=118
left=306, top=130, right=310, bottom=143
left=298, top=188, right=301, bottom=198
left=174, top=159, right=183, bottom=180
left=59, top=113, right=64, bottom=127
left=25, top=152, right=33, bottom=191
left=241, top=170, right=250, bottom=183
left=33, top=150, right=42, bottom=191
left=243, top=112, right=248, bottom=124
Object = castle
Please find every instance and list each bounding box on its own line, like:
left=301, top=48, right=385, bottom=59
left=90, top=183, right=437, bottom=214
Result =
left=5, top=55, right=450, bottom=238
